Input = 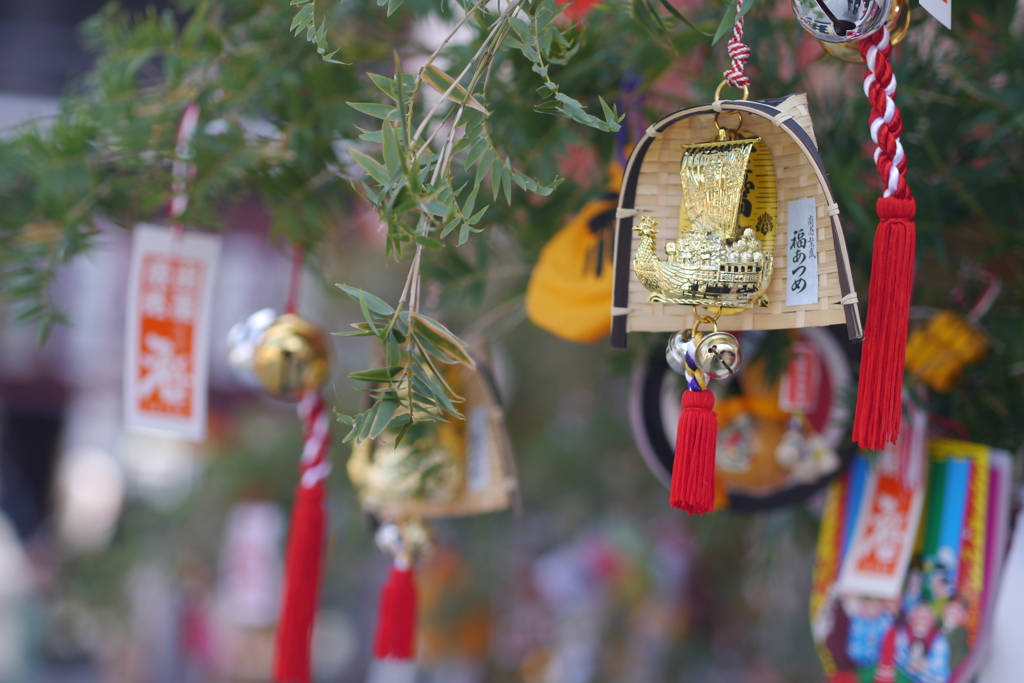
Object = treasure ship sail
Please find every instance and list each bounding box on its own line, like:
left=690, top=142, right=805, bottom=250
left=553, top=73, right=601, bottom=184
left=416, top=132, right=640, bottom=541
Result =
left=633, top=121, right=777, bottom=308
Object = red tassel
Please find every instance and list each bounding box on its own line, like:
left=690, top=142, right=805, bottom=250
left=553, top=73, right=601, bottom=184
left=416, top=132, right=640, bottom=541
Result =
left=853, top=197, right=916, bottom=450
left=273, top=394, right=331, bottom=683
left=273, top=482, right=326, bottom=683
left=373, top=564, right=418, bottom=660
left=670, top=390, right=717, bottom=515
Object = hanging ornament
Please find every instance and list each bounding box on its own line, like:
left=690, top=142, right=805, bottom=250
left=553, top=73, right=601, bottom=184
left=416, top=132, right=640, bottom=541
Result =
left=253, top=314, right=331, bottom=402
left=525, top=184, right=618, bottom=344
left=632, top=327, right=855, bottom=511
left=123, top=102, right=222, bottom=442
left=810, top=440, right=1013, bottom=683
left=792, top=0, right=920, bottom=450
left=790, top=0, right=893, bottom=44
left=850, top=25, right=917, bottom=451
left=904, top=264, right=999, bottom=394
left=809, top=0, right=911, bottom=63
left=612, top=3, right=861, bottom=513
left=905, top=312, right=988, bottom=394
left=227, top=308, right=279, bottom=388
left=229, top=251, right=335, bottom=683
left=367, top=520, right=431, bottom=683
left=347, top=354, right=519, bottom=520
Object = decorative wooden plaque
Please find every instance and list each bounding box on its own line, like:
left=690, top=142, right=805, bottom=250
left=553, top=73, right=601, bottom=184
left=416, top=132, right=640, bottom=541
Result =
left=610, top=93, right=862, bottom=347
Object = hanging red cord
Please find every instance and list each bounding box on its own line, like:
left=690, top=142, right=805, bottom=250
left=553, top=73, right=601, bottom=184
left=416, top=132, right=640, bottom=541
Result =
left=273, top=392, right=332, bottom=683
left=723, top=0, right=751, bottom=89
left=853, top=25, right=917, bottom=451
left=168, top=102, right=201, bottom=240
left=284, top=245, right=305, bottom=315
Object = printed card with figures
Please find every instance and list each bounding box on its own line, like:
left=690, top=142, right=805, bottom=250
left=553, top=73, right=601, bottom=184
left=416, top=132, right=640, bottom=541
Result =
left=836, top=448, right=926, bottom=599
left=124, top=224, right=221, bottom=441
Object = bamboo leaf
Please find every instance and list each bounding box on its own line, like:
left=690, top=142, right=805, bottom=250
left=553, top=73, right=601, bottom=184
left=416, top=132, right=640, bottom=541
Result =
left=336, top=284, right=394, bottom=316
left=348, top=102, right=397, bottom=120
left=464, top=136, right=489, bottom=169
left=420, top=65, right=490, bottom=115
left=348, top=365, right=404, bottom=382
left=411, top=313, right=475, bottom=367
left=369, top=398, right=399, bottom=438
left=415, top=235, right=444, bottom=248
left=368, top=73, right=397, bottom=101
left=348, top=148, right=390, bottom=186
left=289, top=2, right=314, bottom=33
left=356, top=402, right=379, bottom=442
left=713, top=2, right=739, bottom=45
left=382, top=121, right=403, bottom=173
left=655, top=0, right=711, bottom=34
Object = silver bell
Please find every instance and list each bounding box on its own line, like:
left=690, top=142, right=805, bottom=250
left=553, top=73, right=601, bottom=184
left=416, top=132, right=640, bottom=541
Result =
left=694, top=331, right=742, bottom=379
left=791, top=0, right=892, bottom=43
left=666, top=330, right=691, bottom=376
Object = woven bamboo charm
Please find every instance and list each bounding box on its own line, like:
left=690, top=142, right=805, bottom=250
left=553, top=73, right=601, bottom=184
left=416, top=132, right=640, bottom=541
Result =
left=611, top=91, right=861, bottom=344
left=347, top=359, right=520, bottom=521
left=612, top=85, right=862, bottom=515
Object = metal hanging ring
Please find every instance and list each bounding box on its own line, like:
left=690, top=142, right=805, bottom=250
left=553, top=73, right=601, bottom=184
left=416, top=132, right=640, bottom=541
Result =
left=714, top=110, right=744, bottom=134
left=714, top=79, right=749, bottom=102
left=692, top=306, right=723, bottom=325
left=691, top=317, right=719, bottom=339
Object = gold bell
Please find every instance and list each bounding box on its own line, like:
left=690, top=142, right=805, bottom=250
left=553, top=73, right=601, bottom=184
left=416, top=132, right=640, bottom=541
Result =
left=253, top=313, right=331, bottom=401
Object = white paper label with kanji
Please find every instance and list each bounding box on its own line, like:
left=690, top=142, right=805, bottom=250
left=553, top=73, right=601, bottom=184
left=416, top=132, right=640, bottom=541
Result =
left=124, top=224, right=221, bottom=441
left=919, top=0, right=951, bottom=29
left=786, top=198, right=818, bottom=307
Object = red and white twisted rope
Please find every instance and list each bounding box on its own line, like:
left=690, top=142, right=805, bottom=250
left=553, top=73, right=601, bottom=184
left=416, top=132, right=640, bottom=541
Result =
left=861, top=26, right=907, bottom=199
left=723, top=0, right=751, bottom=88
left=852, top=24, right=917, bottom=451
left=170, top=102, right=201, bottom=223
left=298, top=392, right=332, bottom=489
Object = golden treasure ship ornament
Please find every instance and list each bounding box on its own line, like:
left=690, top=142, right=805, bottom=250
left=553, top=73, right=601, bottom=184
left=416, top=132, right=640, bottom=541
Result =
left=633, top=113, right=776, bottom=309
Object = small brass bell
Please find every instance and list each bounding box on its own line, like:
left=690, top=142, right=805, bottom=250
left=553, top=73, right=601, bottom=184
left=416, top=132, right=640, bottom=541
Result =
left=253, top=313, right=331, bottom=401
left=694, top=331, right=742, bottom=379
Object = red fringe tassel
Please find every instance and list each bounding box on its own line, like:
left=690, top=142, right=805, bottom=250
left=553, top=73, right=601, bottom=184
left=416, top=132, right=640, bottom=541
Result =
left=670, top=390, right=717, bottom=515
left=373, top=564, right=418, bottom=661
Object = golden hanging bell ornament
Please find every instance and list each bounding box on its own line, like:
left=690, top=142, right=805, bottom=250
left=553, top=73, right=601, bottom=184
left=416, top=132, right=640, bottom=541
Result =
left=253, top=313, right=331, bottom=401
left=904, top=310, right=987, bottom=393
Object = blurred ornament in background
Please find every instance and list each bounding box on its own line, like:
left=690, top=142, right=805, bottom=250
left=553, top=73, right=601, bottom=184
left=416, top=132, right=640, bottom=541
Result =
left=348, top=360, right=519, bottom=520
left=791, top=0, right=893, bottom=44
left=525, top=165, right=620, bottom=345
left=226, top=308, right=278, bottom=388
left=905, top=263, right=999, bottom=393
left=814, top=0, right=911, bottom=63
left=251, top=313, right=331, bottom=401
left=905, top=311, right=988, bottom=393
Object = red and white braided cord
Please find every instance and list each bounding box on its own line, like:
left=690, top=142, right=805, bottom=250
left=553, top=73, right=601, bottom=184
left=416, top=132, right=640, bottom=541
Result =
left=298, top=392, right=332, bottom=489
left=723, top=0, right=751, bottom=88
left=861, top=27, right=907, bottom=199
left=170, top=102, right=201, bottom=222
